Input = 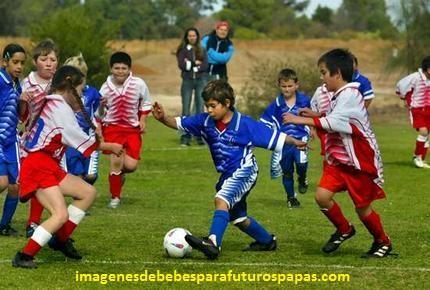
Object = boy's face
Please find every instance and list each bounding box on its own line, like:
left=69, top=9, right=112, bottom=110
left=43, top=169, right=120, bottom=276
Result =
left=34, top=51, right=58, bottom=80
left=319, top=62, right=340, bottom=92
left=4, top=52, right=26, bottom=79
left=205, top=98, right=230, bottom=121
left=111, top=63, right=130, bottom=85
left=215, top=25, right=229, bottom=39
left=279, top=79, right=298, bottom=99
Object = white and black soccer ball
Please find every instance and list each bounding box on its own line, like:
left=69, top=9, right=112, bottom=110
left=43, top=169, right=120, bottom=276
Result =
left=163, top=228, right=192, bottom=258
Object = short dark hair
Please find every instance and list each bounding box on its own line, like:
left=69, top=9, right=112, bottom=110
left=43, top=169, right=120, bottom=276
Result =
left=421, top=56, right=430, bottom=71
left=110, top=51, right=132, bottom=67
left=318, top=48, right=354, bottom=82
left=2, top=43, right=26, bottom=60
left=278, top=68, right=298, bottom=83
left=33, top=39, right=59, bottom=61
left=202, top=80, right=235, bottom=108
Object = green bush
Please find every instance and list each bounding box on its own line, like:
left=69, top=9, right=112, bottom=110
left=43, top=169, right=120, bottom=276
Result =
left=234, top=26, right=267, bottom=40
left=29, top=5, right=118, bottom=88
left=239, top=57, right=321, bottom=118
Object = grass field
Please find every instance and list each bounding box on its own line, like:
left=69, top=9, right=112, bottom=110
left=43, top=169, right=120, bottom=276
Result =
left=0, top=115, right=429, bottom=289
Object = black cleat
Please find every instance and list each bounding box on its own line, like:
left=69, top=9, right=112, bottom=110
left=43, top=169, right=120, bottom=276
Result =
left=25, top=222, right=39, bottom=238
left=185, top=234, right=220, bottom=260
left=361, top=241, right=396, bottom=258
left=48, top=236, right=82, bottom=260
left=243, top=235, right=277, bottom=251
left=0, top=224, right=20, bottom=236
left=287, top=197, right=301, bottom=208
left=322, top=226, right=356, bottom=253
left=12, top=252, right=37, bottom=269
left=298, top=177, right=308, bottom=194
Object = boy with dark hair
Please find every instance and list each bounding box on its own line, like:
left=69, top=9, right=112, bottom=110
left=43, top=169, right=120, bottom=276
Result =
left=100, top=51, right=152, bottom=209
left=152, top=80, right=306, bottom=259
left=284, top=48, right=394, bottom=258
left=396, top=56, right=430, bottom=168
left=260, top=68, right=311, bottom=208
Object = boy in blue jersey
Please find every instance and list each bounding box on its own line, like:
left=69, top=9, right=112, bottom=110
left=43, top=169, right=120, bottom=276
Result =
left=260, top=69, right=311, bottom=208
left=0, top=44, right=26, bottom=236
left=152, top=80, right=306, bottom=259
left=352, top=55, right=375, bottom=108
left=62, top=54, right=101, bottom=185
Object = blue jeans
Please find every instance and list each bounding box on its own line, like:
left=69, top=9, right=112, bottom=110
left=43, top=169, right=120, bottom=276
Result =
left=181, top=77, right=205, bottom=116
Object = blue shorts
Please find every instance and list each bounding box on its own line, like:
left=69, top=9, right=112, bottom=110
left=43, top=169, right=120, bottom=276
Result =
left=64, top=147, right=99, bottom=177
left=215, top=158, right=258, bottom=223
left=0, top=141, right=20, bottom=184
left=280, top=144, right=308, bottom=174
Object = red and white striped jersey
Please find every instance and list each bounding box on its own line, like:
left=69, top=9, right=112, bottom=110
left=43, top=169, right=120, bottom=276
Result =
left=396, top=69, right=430, bottom=108
left=24, top=94, right=99, bottom=162
left=100, top=73, right=152, bottom=128
left=21, top=71, right=51, bottom=126
left=313, top=82, right=384, bottom=186
left=311, top=84, right=332, bottom=114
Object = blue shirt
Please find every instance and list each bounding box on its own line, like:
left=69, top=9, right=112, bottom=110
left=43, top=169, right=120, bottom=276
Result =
left=76, top=85, right=101, bottom=134
left=0, top=68, right=21, bottom=146
left=260, top=92, right=311, bottom=140
left=177, top=109, right=286, bottom=177
left=353, top=70, right=374, bottom=100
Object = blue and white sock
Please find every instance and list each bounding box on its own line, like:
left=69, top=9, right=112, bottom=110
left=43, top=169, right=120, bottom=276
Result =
left=208, top=210, right=230, bottom=247
left=240, top=217, right=273, bottom=244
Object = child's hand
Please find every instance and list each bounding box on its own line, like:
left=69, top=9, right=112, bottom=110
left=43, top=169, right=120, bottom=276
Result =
left=110, top=143, right=124, bottom=156
left=282, top=112, right=297, bottom=124
left=20, top=92, right=34, bottom=102
left=140, top=120, right=147, bottom=134
left=298, top=108, right=321, bottom=118
left=152, top=102, right=165, bottom=121
left=100, top=97, right=107, bottom=106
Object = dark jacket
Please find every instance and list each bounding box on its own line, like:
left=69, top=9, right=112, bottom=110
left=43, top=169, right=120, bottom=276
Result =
left=177, top=45, right=208, bottom=80
left=201, top=33, right=234, bottom=79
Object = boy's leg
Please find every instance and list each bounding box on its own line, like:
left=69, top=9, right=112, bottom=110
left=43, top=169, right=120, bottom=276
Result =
left=281, top=151, right=300, bottom=208
left=413, top=128, right=429, bottom=168
left=0, top=184, right=19, bottom=236
left=294, top=146, right=309, bottom=194
left=109, top=153, right=123, bottom=202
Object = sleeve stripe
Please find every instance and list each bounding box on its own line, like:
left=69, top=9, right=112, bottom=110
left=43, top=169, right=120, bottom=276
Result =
left=267, top=130, right=277, bottom=150
left=275, top=132, right=287, bottom=152
left=175, top=117, right=184, bottom=131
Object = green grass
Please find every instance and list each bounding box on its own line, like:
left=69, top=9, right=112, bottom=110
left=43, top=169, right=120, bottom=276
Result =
left=0, top=117, right=429, bottom=289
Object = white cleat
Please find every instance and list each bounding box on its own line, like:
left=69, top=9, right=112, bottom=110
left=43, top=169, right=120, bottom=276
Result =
left=413, top=156, right=424, bottom=168
left=422, top=161, right=430, bottom=169
left=107, top=198, right=121, bottom=209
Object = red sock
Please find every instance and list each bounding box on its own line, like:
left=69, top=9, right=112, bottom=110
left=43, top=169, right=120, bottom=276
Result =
left=423, top=146, right=428, bottom=160
left=360, top=210, right=390, bottom=244
left=321, top=202, right=351, bottom=233
left=22, top=239, right=42, bottom=257
left=28, top=197, right=44, bottom=225
left=109, top=173, right=122, bottom=199
left=414, top=140, right=425, bottom=157
left=56, top=220, right=78, bottom=243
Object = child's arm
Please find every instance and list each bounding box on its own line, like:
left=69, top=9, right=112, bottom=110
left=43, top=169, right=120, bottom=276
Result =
left=152, top=102, right=178, bottom=129
left=98, top=142, right=123, bottom=156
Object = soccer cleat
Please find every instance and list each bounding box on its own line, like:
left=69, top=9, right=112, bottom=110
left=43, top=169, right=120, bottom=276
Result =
left=180, top=135, right=191, bottom=147
left=12, top=252, right=37, bottom=269
left=243, top=235, right=277, bottom=251
left=48, top=236, right=82, bottom=260
left=322, top=225, right=356, bottom=253
left=422, top=161, right=430, bottom=169
left=413, top=156, right=424, bottom=168
left=298, top=177, right=309, bottom=194
left=0, top=224, right=20, bottom=236
left=184, top=234, right=220, bottom=260
left=25, top=222, right=39, bottom=238
left=361, top=241, right=395, bottom=258
left=107, top=198, right=121, bottom=209
left=287, top=197, right=301, bottom=208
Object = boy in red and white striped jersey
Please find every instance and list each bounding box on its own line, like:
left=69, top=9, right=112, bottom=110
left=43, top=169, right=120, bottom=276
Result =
left=284, top=49, right=393, bottom=258
left=396, top=56, right=430, bottom=168
left=99, top=52, right=152, bottom=209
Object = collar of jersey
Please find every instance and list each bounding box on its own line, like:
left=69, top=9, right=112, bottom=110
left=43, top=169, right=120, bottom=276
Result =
left=205, top=108, right=241, bottom=132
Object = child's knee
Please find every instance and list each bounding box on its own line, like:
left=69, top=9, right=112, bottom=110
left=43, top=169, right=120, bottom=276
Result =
left=7, top=184, right=19, bottom=197
left=214, top=197, right=229, bottom=210
left=355, top=206, right=372, bottom=217
left=283, top=171, right=293, bottom=180
left=233, top=217, right=250, bottom=230
left=55, top=209, right=69, bottom=225
left=315, top=191, right=331, bottom=208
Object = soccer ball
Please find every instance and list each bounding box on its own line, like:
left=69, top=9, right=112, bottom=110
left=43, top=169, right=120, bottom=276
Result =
left=163, top=228, right=192, bottom=258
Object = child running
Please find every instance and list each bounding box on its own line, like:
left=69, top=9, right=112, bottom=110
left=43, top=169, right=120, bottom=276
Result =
left=0, top=44, right=26, bottom=236
left=12, top=66, right=123, bottom=269
left=152, top=80, right=306, bottom=259
left=260, top=68, right=311, bottom=208
left=283, top=49, right=393, bottom=258
left=396, top=56, right=430, bottom=168
left=100, top=51, right=152, bottom=209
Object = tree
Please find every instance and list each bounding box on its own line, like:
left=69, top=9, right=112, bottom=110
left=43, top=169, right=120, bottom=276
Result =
left=312, top=5, right=333, bottom=26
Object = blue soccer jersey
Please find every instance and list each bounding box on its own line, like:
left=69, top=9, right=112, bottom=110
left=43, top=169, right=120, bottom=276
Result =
left=176, top=110, right=286, bottom=177
left=76, top=85, right=101, bottom=134
left=0, top=68, right=21, bottom=147
left=260, top=92, right=311, bottom=140
left=353, top=70, right=374, bottom=100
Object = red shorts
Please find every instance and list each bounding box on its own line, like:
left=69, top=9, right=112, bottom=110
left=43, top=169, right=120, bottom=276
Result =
left=102, top=124, right=142, bottom=160
left=319, top=163, right=386, bottom=208
left=410, top=106, right=430, bottom=129
left=19, top=151, right=67, bottom=202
